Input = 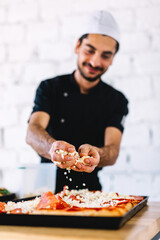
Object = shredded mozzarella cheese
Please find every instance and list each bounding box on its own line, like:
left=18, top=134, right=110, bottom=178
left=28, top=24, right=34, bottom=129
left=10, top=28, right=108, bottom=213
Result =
left=55, top=150, right=92, bottom=170
left=3, top=189, right=136, bottom=213
left=5, top=197, right=40, bottom=214
left=58, top=188, right=135, bottom=208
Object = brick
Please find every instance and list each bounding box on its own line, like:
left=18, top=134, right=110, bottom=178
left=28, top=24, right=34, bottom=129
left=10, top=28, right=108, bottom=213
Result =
left=114, top=76, right=152, bottom=101
left=0, top=0, right=7, bottom=6
left=130, top=173, right=153, bottom=196
left=0, top=107, right=18, bottom=127
left=3, top=85, right=35, bottom=106
left=18, top=147, right=40, bottom=165
left=0, top=86, right=5, bottom=108
left=150, top=175, right=160, bottom=200
left=58, top=57, right=76, bottom=76
left=8, top=0, right=38, bottom=23
left=71, top=0, right=109, bottom=14
left=112, top=173, right=152, bottom=196
left=22, top=62, right=56, bottom=84
left=19, top=106, right=33, bottom=126
left=121, top=124, right=150, bottom=147
left=105, top=53, right=131, bottom=77
left=0, top=24, right=25, bottom=44
left=100, top=171, right=158, bottom=200
left=0, top=45, right=6, bottom=62
left=152, top=30, right=160, bottom=51
left=0, top=149, right=18, bottom=168
left=136, top=6, right=160, bottom=30
left=8, top=44, right=37, bottom=62
left=129, top=147, right=160, bottom=171
left=39, top=0, right=72, bottom=19
left=0, top=64, right=25, bottom=85
left=105, top=0, right=151, bottom=8
left=0, top=6, right=6, bottom=23
left=26, top=22, right=59, bottom=43
left=38, top=42, right=72, bottom=61
left=133, top=52, right=160, bottom=74
left=151, top=124, right=160, bottom=146
left=153, top=76, right=160, bottom=98
left=99, top=149, right=132, bottom=174
left=151, top=0, right=160, bottom=5
left=4, top=125, right=28, bottom=149
left=98, top=170, right=111, bottom=192
left=121, top=32, right=151, bottom=53
left=0, top=129, right=2, bottom=148
left=113, top=10, right=135, bottom=31
left=127, top=99, right=160, bottom=124
left=62, top=15, right=89, bottom=39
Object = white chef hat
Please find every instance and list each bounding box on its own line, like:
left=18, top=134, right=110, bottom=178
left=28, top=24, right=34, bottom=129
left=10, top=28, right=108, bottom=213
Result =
left=79, top=10, right=120, bottom=44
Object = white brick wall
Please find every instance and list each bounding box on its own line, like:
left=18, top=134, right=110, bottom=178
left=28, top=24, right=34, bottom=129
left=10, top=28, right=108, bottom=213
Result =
left=0, top=24, right=25, bottom=44
left=0, top=0, right=160, bottom=200
left=7, top=1, right=38, bottom=23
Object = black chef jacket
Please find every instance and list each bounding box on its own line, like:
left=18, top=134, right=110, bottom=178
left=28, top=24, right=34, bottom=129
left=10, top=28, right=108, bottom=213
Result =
left=31, top=72, right=129, bottom=193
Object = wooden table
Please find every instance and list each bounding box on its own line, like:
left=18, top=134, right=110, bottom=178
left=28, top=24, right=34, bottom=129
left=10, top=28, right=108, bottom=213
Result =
left=0, top=202, right=160, bottom=240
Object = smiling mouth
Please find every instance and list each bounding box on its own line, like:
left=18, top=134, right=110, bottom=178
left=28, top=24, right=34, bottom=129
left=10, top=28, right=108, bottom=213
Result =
left=87, top=66, right=99, bottom=74
left=83, top=63, right=103, bottom=74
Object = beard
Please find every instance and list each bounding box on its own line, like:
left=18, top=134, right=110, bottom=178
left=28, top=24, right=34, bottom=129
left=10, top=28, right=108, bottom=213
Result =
left=78, top=62, right=105, bottom=82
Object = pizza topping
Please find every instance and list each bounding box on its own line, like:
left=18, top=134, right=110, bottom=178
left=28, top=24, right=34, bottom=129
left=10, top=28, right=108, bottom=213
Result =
left=58, top=188, right=142, bottom=209
left=36, top=191, right=70, bottom=210
left=4, top=197, right=40, bottom=214
left=55, top=149, right=92, bottom=170
left=0, top=187, right=144, bottom=215
left=0, top=202, right=6, bottom=213
left=9, top=208, right=22, bottom=214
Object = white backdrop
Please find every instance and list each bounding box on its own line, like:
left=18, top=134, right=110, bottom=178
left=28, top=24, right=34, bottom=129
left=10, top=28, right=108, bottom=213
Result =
left=0, top=0, right=160, bottom=200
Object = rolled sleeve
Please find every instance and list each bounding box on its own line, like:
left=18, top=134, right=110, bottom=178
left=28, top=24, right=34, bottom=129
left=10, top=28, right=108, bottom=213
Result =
left=106, top=94, right=129, bottom=133
left=32, top=80, right=53, bottom=116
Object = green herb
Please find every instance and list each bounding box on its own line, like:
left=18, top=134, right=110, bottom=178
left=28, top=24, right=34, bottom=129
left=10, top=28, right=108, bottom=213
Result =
left=0, top=188, right=10, bottom=196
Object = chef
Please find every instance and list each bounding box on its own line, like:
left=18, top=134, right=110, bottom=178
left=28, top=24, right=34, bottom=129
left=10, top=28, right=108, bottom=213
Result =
left=26, top=10, right=128, bottom=193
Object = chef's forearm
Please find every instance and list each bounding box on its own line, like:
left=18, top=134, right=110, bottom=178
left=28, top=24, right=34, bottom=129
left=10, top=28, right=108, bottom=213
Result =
left=95, top=144, right=120, bottom=167
left=26, top=124, right=55, bottom=160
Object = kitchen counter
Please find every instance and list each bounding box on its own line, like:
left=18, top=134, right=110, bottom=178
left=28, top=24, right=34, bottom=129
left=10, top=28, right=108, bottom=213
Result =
left=0, top=202, right=159, bottom=240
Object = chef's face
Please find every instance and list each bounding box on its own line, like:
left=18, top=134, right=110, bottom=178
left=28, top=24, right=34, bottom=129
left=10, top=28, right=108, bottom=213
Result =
left=75, top=34, right=117, bottom=82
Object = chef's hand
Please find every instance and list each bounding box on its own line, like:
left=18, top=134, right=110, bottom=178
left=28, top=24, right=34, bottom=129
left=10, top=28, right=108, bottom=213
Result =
left=49, top=141, right=76, bottom=169
left=71, top=144, right=100, bottom=173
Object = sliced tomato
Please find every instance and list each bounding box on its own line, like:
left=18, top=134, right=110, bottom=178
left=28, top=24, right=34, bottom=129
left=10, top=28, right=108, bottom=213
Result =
left=36, top=191, right=70, bottom=210
left=61, top=185, right=69, bottom=197
left=9, top=208, right=22, bottom=214
left=69, top=194, right=78, bottom=201
left=129, top=195, right=144, bottom=201
left=55, top=195, right=70, bottom=209
left=115, top=200, right=129, bottom=205
left=0, top=202, right=6, bottom=213
left=66, top=206, right=84, bottom=211
left=36, top=191, right=58, bottom=210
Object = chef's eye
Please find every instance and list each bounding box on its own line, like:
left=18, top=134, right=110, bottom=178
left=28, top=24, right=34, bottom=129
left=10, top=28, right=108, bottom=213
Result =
left=102, top=55, right=111, bottom=59
left=85, top=48, right=95, bottom=54
left=88, top=50, right=94, bottom=54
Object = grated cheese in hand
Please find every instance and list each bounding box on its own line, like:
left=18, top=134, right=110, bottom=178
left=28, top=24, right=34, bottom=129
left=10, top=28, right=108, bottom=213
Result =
left=55, top=149, right=92, bottom=170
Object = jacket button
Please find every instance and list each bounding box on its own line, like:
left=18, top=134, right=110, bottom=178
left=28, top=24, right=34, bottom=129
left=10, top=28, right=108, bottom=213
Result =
left=60, top=118, right=65, bottom=123
left=63, top=92, right=68, bottom=97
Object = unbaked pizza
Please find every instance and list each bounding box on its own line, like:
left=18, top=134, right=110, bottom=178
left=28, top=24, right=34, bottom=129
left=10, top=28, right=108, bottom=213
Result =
left=0, top=186, right=144, bottom=217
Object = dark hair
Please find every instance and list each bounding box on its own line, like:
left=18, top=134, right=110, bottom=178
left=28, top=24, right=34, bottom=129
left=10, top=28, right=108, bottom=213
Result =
left=78, top=34, right=119, bottom=54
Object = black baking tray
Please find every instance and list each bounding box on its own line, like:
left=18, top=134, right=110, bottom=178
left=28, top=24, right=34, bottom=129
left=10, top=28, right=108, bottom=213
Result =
left=0, top=193, right=16, bottom=202
left=0, top=196, right=148, bottom=229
